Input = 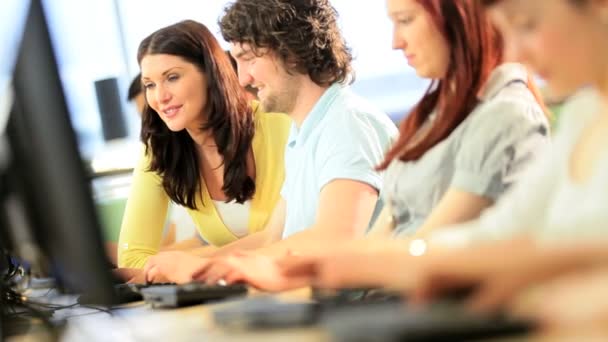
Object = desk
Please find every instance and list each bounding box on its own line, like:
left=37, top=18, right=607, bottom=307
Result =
left=7, top=287, right=608, bottom=342
left=8, top=289, right=330, bottom=342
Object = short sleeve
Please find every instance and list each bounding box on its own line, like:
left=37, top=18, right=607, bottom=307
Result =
left=431, top=144, right=559, bottom=246
left=452, top=98, right=549, bottom=200
left=316, top=111, right=396, bottom=192
left=430, top=88, right=599, bottom=246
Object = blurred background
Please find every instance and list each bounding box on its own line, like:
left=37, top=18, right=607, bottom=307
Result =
left=44, top=0, right=427, bottom=161
left=7, top=0, right=561, bottom=246
left=37, top=0, right=430, bottom=244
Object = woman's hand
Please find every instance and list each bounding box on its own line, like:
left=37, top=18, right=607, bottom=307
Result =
left=143, top=251, right=209, bottom=284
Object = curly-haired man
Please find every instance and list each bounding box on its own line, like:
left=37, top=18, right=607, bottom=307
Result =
left=142, top=0, right=398, bottom=285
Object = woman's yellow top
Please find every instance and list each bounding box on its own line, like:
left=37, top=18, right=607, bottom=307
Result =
left=118, top=106, right=291, bottom=268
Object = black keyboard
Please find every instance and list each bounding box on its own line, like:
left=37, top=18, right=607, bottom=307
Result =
left=323, top=300, right=534, bottom=342
left=312, top=288, right=404, bottom=309
left=140, top=282, right=248, bottom=308
left=212, top=288, right=534, bottom=341
left=77, top=282, right=177, bottom=305
left=211, top=289, right=405, bottom=330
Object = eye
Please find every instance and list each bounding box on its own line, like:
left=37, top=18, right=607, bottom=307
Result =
left=520, top=19, right=537, bottom=31
left=399, top=18, right=412, bottom=25
left=167, top=74, right=180, bottom=82
left=143, top=82, right=155, bottom=90
left=396, top=16, right=414, bottom=26
left=513, top=15, right=538, bottom=33
left=241, top=53, right=256, bottom=63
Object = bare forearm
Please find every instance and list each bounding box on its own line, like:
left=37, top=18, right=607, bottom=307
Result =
left=413, top=190, right=493, bottom=240
left=177, top=244, right=217, bottom=258
left=188, top=230, right=272, bottom=258
left=547, top=241, right=608, bottom=272
left=255, top=225, right=361, bottom=258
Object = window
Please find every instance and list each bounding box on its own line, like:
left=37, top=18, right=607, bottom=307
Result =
left=46, top=1, right=429, bottom=158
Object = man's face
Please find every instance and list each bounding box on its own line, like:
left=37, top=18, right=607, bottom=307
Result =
left=230, top=42, right=301, bottom=114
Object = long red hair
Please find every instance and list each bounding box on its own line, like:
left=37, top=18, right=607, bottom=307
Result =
left=378, top=0, right=503, bottom=169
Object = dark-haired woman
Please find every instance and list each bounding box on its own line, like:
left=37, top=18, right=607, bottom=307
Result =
left=117, top=20, right=291, bottom=269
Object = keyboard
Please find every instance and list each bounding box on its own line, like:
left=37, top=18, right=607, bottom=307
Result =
left=214, top=296, right=318, bottom=329
left=140, top=282, right=248, bottom=308
left=323, top=300, right=534, bottom=342
left=212, top=288, right=533, bottom=341
left=212, top=289, right=404, bottom=330
left=312, top=288, right=404, bottom=309
left=77, top=282, right=176, bottom=305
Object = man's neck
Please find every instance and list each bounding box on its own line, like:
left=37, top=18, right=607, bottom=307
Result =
left=290, top=81, right=331, bottom=128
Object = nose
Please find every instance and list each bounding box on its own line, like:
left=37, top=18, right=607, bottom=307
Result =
left=392, top=27, right=407, bottom=51
left=237, top=63, right=254, bottom=88
left=154, top=84, right=172, bottom=105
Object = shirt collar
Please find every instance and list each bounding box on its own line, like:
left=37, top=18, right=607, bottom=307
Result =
left=479, top=63, right=528, bottom=101
left=287, top=83, right=343, bottom=147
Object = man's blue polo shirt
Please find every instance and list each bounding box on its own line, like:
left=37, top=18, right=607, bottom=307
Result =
left=281, top=83, right=398, bottom=238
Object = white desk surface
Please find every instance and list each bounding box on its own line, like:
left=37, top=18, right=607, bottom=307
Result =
left=7, top=286, right=608, bottom=342
left=8, top=288, right=330, bottom=342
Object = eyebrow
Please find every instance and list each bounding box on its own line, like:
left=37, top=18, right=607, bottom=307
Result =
left=232, top=48, right=253, bottom=59
left=141, top=67, right=183, bottom=80
left=388, top=9, right=414, bottom=18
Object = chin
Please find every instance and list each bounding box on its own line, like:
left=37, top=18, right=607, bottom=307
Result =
left=164, top=122, right=186, bottom=132
left=546, top=80, right=583, bottom=100
left=260, top=100, right=278, bottom=114
left=414, top=67, right=438, bottom=80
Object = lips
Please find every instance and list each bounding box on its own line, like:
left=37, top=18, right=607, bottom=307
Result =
left=253, top=85, right=264, bottom=97
left=161, top=105, right=182, bottom=118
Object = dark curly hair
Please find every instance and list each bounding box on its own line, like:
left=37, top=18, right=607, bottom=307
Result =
left=219, top=0, right=354, bottom=86
left=137, top=20, right=255, bottom=209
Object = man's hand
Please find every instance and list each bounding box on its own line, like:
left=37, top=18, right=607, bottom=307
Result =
left=192, top=251, right=311, bottom=292
left=280, top=247, right=418, bottom=290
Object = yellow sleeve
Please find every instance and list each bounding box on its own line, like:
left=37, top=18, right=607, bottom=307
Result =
left=117, top=146, right=169, bottom=268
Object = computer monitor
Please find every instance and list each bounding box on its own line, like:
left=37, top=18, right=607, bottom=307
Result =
left=1, top=0, right=115, bottom=304
left=0, top=0, right=33, bottom=276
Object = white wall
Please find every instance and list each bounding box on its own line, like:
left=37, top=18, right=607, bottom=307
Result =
left=42, top=1, right=428, bottom=157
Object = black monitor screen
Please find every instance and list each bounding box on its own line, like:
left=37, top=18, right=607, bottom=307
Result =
left=3, top=0, right=115, bottom=304
left=0, top=0, right=33, bottom=266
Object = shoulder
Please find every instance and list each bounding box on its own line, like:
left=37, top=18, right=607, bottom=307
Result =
left=467, top=83, right=548, bottom=137
left=250, top=101, right=292, bottom=157
left=557, top=87, right=603, bottom=132
left=323, top=87, right=398, bottom=139
left=252, top=101, right=292, bottom=132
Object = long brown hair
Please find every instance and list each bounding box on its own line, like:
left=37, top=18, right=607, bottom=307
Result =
left=378, top=0, right=503, bottom=169
left=138, top=20, right=255, bottom=209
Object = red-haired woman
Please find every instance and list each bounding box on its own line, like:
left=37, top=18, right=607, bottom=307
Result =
left=183, top=0, right=551, bottom=291
left=369, top=0, right=549, bottom=240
